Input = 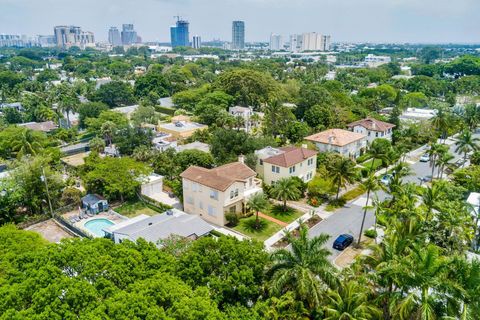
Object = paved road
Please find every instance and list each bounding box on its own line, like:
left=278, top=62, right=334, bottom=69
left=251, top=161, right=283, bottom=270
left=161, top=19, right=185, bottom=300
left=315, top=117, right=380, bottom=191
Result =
left=309, top=134, right=476, bottom=261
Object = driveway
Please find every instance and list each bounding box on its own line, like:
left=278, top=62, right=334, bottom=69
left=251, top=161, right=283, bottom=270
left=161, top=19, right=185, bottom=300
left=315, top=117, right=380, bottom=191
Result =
left=309, top=134, right=478, bottom=261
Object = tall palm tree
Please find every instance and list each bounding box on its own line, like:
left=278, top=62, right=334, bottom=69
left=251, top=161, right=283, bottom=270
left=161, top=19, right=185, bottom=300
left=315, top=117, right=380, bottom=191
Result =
left=270, top=177, right=301, bottom=211
left=11, top=129, right=43, bottom=158
left=436, top=152, right=454, bottom=179
left=428, top=142, right=447, bottom=179
left=247, top=192, right=269, bottom=229
left=421, top=185, right=441, bottom=220
left=323, top=281, right=382, bottom=320
left=367, top=139, right=390, bottom=172
left=267, top=224, right=338, bottom=309
left=455, top=130, right=480, bottom=167
left=431, top=106, right=449, bottom=143
left=329, top=157, right=357, bottom=200
left=358, top=174, right=381, bottom=245
left=101, top=121, right=116, bottom=146
left=463, top=104, right=480, bottom=131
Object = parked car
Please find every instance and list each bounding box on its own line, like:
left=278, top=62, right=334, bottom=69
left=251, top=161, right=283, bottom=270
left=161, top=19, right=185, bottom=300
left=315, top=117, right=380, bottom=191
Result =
left=333, top=234, right=354, bottom=250
left=420, top=154, right=430, bottom=162
left=380, top=174, right=393, bottom=185
left=419, top=175, right=433, bottom=183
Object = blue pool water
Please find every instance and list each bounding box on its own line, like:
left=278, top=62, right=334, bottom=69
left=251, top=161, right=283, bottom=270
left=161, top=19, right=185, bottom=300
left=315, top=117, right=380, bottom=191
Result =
left=84, top=218, right=115, bottom=237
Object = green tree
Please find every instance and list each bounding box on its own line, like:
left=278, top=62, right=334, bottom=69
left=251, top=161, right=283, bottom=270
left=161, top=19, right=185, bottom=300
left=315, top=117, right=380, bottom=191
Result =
left=88, top=136, right=106, bottom=153
left=358, top=174, right=380, bottom=245
left=84, top=157, right=151, bottom=201
left=270, top=177, right=301, bottom=212
left=92, top=81, right=136, bottom=108
left=134, top=71, right=170, bottom=97
left=455, top=130, right=480, bottom=166
left=267, top=224, right=338, bottom=309
left=328, top=157, right=357, bottom=200
left=77, top=102, right=108, bottom=128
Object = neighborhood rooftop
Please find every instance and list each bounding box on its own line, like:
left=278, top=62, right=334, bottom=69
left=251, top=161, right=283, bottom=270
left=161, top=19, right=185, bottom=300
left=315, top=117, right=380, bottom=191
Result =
left=262, top=146, right=317, bottom=167
left=180, top=162, right=256, bottom=191
left=347, top=117, right=395, bottom=132
left=305, top=129, right=366, bottom=147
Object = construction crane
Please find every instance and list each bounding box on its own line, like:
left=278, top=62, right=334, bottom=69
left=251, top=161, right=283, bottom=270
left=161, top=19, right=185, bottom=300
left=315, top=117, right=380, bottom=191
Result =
left=173, top=15, right=181, bottom=22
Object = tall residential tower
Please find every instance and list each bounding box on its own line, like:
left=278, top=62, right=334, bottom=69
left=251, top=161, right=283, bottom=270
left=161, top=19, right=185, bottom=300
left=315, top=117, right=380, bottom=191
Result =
left=170, top=18, right=190, bottom=47
left=232, top=21, right=245, bottom=50
left=108, top=27, right=122, bottom=46
left=121, top=24, right=137, bottom=45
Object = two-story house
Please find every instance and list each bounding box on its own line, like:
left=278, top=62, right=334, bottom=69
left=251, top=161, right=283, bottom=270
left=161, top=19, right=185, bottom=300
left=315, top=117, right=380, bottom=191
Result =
left=347, top=117, right=395, bottom=144
left=254, top=146, right=317, bottom=185
left=305, top=129, right=367, bottom=159
left=180, top=161, right=262, bottom=226
left=228, top=106, right=263, bottom=133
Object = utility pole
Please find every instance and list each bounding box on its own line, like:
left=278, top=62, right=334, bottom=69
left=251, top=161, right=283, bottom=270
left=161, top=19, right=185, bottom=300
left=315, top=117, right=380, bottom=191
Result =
left=41, top=166, right=54, bottom=218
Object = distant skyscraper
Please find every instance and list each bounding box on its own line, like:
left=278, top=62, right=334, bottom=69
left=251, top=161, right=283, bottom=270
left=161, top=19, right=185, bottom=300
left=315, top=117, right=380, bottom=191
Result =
left=170, top=19, right=190, bottom=47
left=232, top=21, right=245, bottom=50
left=192, top=35, right=201, bottom=49
left=269, top=34, right=283, bottom=51
left=289, top=34, right=302, bottom=52
left=121, top=24, right=137, bottom=45
left=108, top=27, right=122, bottom=46
left=54, top=25, right=81, bottom=48
left=300, top=33, right=331, bottom=52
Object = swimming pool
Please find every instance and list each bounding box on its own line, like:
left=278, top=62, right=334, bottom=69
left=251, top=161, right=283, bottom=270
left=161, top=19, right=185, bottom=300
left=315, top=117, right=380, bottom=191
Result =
left=84, top=218, right=115, bottom=237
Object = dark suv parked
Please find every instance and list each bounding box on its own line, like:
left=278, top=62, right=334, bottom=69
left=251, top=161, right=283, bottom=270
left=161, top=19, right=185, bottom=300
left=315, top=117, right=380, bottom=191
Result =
left=333, top=234, right=354, bottom=250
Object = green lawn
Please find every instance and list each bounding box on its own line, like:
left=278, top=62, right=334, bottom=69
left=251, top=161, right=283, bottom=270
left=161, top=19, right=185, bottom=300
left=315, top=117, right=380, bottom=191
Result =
left=264, top=204, right=303, bottom=223
left=363, top=159, right=383, bottom=171
left=232, top=216, right=283, bottom=242
left=115, top=200, right=161, bottom=218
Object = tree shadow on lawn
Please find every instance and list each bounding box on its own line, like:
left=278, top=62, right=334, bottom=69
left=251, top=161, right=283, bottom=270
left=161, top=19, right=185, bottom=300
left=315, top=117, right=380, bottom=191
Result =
left=269, top=204, right=297, bottom=219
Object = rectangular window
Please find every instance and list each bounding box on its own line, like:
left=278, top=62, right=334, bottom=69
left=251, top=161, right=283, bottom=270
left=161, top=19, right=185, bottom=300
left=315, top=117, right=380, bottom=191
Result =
left=184, top=181, right=189, bottom=189
left=375, top=132, right=379, bottom=137
left=368, top=131, right=371, bottom=136
left=272, top=165, right=280, bottom=173
left=208, top=205, right=216, bottom=216
left=259, top=159, right=263, bottom=165
left=289, top=166, right=296, bottom=174
left=186, top=196, right=194, bottom=205
left=210, top=190, right=218, bottom=200
left=235, top=189, right=239, bottom=197
left=230, top=190, right=234, bottom=199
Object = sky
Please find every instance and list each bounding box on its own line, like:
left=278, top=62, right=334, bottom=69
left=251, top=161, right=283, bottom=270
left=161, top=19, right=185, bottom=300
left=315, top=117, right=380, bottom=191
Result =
left=1, top=0, right=479, bottom=44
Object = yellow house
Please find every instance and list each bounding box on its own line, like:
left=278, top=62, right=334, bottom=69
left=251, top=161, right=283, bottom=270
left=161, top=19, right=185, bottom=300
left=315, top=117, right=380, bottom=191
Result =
left=255, top=146, right=318, bottom=185
left=180, top=161, right=262, bottom=226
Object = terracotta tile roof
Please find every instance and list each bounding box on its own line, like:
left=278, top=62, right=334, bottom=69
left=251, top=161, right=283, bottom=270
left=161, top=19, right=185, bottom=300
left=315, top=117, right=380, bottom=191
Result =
left=180, top=162, right=256, bottom=191
left=347, top=117, right=395, bottom=132
left=305, top=129, right=366, bottom=147
left=263, top=147, right=317, bottom=167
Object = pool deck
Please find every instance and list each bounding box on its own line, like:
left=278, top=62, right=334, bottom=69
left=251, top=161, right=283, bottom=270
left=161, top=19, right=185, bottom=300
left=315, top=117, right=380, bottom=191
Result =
left=63, top=210, right=128, bottom=238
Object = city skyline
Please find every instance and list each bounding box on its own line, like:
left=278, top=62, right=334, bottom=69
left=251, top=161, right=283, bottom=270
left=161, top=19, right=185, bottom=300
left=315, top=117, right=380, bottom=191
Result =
left=1, top=0, right=479, bottom=44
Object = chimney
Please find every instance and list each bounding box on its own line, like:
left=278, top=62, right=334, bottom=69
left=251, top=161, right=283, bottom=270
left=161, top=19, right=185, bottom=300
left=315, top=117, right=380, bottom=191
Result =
left=372, top=121, right=376, bottom=130
left=238, top=154, right=245, bottom=164
left=328, top=134, right=334, bottom=145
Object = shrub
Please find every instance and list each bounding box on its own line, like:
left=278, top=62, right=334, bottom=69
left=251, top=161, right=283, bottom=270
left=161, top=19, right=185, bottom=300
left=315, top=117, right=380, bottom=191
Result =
left=291, top=176, right=307, bottom=195
left=329, top=197, right=346, bottom=208
left=225, top=212, right=239, bottom=227
left=243, top=218, right=268, bottom=232
left=364, top=229, right=377, bottom=238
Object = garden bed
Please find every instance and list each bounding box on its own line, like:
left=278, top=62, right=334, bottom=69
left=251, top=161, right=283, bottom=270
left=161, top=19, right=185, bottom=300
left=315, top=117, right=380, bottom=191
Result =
left=270, top=214, right=323, bottom=249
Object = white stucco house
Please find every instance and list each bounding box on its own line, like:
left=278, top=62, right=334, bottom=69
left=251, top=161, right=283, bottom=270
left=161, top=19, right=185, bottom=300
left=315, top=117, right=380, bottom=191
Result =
left=305, top=129, right=367, bottom=159
left=347, top=117, right=395, bottom=144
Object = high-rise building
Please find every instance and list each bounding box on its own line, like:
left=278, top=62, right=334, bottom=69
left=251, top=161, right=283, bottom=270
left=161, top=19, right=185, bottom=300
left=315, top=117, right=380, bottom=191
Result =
left=0, top=34, right=26, bottom=47
left=121, top=24, right=137, bottom=45
left=170, top=19, right=190, bottom=47
left=36, top=35, right=56, bottom=47
left=300, top=33, right=331, bottom=52
left=54, top=25, right=81, bottom=48
left=192, top=35, right=201, bottom=49
left=232, top=21, right=245, bottom=50
left=289, top=34, right=302, bottom=52
left=108, top=27, right=122, bottom=46
left=269, top=33, right=283, bottom=51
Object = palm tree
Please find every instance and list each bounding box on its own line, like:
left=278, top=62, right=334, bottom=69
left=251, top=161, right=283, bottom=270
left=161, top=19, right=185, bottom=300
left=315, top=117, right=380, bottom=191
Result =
left=455, top=130, right=480, bottom=167
left=89, top=137, right=106, bottom=154
left=323, top=281, right=382, bottom=320
left=463, top=104, right=480, bottom=131
left=394, top=245, right=448, bottom=320
left=436, top=152, right=454, bottom=179
left=431, top=106, right=449, bottom=143
left=421, top=185, right=441, bottom=220
left=267, top=224, right=338, bottom=309
left=329, top=157, right=357, bottom=200
left=367, top=139, right=390, bottom=172
left=428, top=142, right=447, bottom=179
left=358, top=174, right=380, bottom=246
left=55, top=83, right=80, bottom=128
left=247, top=192, right=269, bottom=229
left=11, top=128, right=43, bottom=158
left=270, top=177, right=301, bottom=212
left=101, top=121, right=116, bottom=146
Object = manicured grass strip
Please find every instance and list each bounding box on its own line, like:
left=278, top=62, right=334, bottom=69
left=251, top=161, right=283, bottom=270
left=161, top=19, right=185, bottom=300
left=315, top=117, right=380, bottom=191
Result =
left=232, top=216, right=283, bottom=242
left=115, top=200, right=162, bottom=217
left=264, top=204, right=303, bottom=224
